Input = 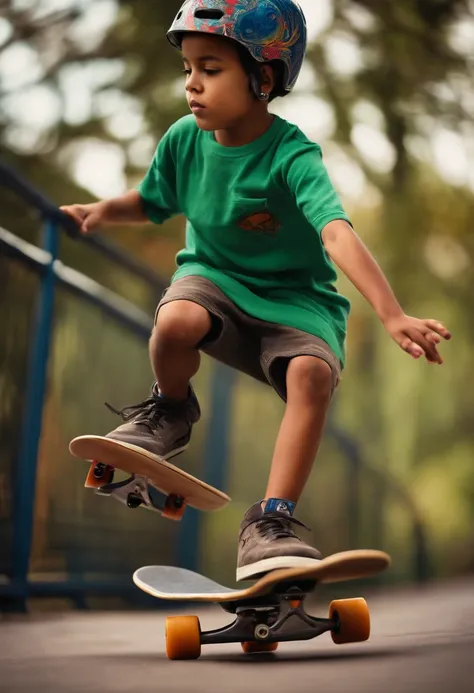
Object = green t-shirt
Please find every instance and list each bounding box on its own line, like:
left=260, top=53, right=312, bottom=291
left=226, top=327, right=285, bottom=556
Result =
left=138, top=114, right=351, bottom=366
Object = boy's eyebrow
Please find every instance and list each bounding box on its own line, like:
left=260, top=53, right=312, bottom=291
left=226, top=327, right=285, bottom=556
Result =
left=182, top=55, right=224, bottom=63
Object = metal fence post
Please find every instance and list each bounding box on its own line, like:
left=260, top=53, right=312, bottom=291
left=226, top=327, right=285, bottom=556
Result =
left=177, top=363, right=236, bottom=571
left=11, top=218, right=58, bottom=602
left=326, top=422, right=361, bottom=548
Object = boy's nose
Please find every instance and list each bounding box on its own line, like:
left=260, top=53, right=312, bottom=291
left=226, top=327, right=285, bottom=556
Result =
left=185, top=75, right=203, bottom=94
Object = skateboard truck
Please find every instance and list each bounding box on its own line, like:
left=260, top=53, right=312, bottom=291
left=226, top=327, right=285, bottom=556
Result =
left=90, top=471, right=187, bottom=520
left=201, top=585, right=334, bottom=647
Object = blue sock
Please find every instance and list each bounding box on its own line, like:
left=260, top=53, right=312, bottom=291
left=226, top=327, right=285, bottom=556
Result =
left=263, top=498, right=296, bottom=516
left=155, top=384, right=189, bottom=400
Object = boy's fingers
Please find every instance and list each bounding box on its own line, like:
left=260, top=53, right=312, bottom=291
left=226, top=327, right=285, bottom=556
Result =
left=81, top=213, right=99, bottom=234
left=425, top=332, right=441, bottom=345
left=59, top=206, right=84, bottom=227
left=407, top=329, right=443, bottom=364
left=60, top=206, right=88, bottom=233
left=400, top=337, right=423, bottom=359
left=424, top=320, right=452, bottom=340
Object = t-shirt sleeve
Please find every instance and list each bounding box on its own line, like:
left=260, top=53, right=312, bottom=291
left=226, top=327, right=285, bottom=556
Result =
left=136, top=130, right=180, bottom=224
left=283, top=143, right=352, bottom=235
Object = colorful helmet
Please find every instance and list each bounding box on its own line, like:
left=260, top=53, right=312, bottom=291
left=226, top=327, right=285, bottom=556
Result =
left=167, top=0, right=308, bottom=94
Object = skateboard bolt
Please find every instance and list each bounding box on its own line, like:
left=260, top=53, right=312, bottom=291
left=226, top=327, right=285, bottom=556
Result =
left=254, top=624, right=270, bottom=640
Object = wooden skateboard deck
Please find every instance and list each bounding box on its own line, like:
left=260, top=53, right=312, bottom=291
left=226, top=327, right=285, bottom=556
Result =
left=133, top=550, right=390, bottom=602
left=69, top=435, right=230, bottom=519
left=133, top=550, right=391, bottom=660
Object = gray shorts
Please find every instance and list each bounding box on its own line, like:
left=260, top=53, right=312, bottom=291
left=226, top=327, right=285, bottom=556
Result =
left=156, top=276, right=341, bottom=402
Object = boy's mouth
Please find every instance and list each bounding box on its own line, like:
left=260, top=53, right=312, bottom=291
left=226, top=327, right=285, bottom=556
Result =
left=189, top=100, right=206, bottom=111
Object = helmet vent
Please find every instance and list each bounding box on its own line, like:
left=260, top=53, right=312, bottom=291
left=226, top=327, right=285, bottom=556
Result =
left=194, top=9, right=224, bottom=20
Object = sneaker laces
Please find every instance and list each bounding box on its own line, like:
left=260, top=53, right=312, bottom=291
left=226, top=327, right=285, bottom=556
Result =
left=104, top=394, right=185, bottom=433
left=246, top=513, right=310, bottom=541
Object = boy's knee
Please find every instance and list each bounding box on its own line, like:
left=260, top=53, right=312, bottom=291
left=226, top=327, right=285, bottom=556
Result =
left=287, top=356, right=333, bottom=402
left=152, top=300, right=212, bottom=348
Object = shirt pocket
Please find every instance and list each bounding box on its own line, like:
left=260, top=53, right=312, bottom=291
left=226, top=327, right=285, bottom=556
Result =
left=234, top=198, right=282, bottom=237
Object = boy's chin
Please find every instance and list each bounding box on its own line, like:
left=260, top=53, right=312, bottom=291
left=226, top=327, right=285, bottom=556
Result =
left=192, top=116, right=215, bottom=132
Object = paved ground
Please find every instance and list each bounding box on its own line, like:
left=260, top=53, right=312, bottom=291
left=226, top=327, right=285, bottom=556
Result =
left=1, top=577, right=473, bottom=693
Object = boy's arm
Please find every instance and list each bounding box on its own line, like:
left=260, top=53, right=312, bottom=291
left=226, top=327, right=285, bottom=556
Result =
left=62, top=123, right=180, bottom=234
left=60, top=190, right=148, bottom=235
left=101, top=190, right=148, bottom=224
left=322, top=220, right=451, bottom=364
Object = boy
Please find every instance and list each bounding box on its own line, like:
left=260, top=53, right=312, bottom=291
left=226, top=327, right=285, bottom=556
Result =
left=61, top=0, right=450, bottom=581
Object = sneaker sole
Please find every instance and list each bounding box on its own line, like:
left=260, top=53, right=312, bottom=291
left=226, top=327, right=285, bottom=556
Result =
left=107, top=439, right=189, bottom=464
left=236, top=556, right=322, bottom=582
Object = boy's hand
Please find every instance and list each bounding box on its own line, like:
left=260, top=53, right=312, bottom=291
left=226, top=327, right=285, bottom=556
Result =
left=383, top=314, right=451, bottom=364
left=59, top=201, right=108, bottom=235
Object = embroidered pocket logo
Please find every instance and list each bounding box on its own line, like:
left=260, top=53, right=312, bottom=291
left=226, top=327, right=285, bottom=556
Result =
left=238, top=210, right=282, bottom=236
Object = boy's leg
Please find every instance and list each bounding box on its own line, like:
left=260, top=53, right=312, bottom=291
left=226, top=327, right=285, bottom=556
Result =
left=149, top=300, right=211, bottom=399
left=105, top=298, right=210, bottom=459
left=237, top=325, right=340, bottom=581
left=264, top=356, right=332, bottom=502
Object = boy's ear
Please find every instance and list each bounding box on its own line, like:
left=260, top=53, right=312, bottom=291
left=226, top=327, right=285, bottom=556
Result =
left=260, top=64, right=276, bottom=91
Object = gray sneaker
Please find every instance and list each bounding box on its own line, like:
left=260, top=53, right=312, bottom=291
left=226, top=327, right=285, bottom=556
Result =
left=236, top=501, right=322, bottom=582
left=104, top=383, right=200, bottom=461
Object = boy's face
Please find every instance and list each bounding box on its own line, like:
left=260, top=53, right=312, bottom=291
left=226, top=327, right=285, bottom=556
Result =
left=181, top=34, right=258, bottom=131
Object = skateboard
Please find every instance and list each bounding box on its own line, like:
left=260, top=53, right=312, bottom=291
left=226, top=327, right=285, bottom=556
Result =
left=133, top=549, right=391, bottom=660
left=69, top=435, right=230, bottom=520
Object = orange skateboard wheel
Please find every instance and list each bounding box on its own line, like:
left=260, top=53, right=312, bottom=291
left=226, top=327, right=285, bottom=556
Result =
left=241, top=641, right=278, bottom=654
left=162, top=494, right=186, bottom=521
left=165, top=615, right=201, bottom=660
left=329, top=597, right=370, bottom=644
left=84, top=462, right=114, bottom=489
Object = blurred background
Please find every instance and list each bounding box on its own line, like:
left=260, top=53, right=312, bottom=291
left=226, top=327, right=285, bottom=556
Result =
left=1, top=0, right=473, bottom=611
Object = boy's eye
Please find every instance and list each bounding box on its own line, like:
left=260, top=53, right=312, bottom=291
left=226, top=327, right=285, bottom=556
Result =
left=181, top=68, right=221, bottom=76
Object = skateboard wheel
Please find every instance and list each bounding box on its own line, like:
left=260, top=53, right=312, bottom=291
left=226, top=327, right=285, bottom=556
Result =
left=162, top=494, right=186, bottom=521
left=241, top=641, right=278, bottom=654
left=329, top=598, right=370, bottom=644
left=127, top=493, right=143, bottom=509
left=85, top=462, right=114, bottom=489
left=165, top=615, right=201, bottom=660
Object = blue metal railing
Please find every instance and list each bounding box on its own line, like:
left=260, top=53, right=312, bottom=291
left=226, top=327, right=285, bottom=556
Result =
left=12, top=219, right=58, bottom=593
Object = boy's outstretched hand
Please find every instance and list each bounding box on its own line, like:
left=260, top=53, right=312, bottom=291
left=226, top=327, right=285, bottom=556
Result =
left=60, top=201, right=107, bottom=235
left=383, top=314, right=451, bottom=364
